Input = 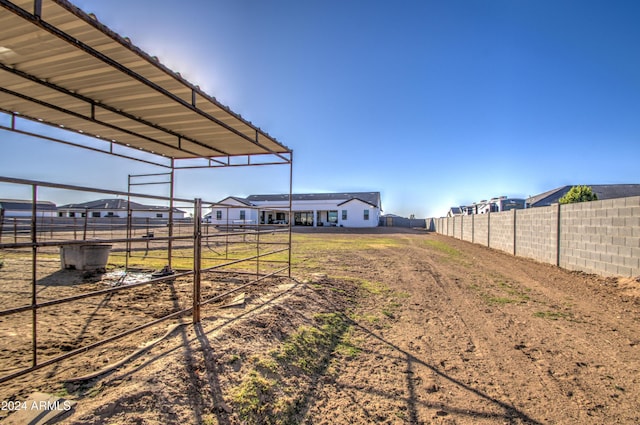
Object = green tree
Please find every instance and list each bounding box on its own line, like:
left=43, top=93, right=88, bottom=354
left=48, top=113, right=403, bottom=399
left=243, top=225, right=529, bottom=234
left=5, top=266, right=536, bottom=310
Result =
left=559, top=185, right=598, bottom=204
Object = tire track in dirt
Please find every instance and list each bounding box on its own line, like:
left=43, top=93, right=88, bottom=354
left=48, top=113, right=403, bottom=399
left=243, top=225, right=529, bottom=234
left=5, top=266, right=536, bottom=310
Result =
left=314, top=232, right=639, bottom=424
left=414, top=234, right=640, bottom=423
left=385, top=239, right=547, bottom=423
left=415, top=251, right=567, bottom=423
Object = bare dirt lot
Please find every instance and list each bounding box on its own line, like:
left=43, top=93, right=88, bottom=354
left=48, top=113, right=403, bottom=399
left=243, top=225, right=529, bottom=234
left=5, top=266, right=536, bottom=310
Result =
left=1, top=228, right=639, bottom=424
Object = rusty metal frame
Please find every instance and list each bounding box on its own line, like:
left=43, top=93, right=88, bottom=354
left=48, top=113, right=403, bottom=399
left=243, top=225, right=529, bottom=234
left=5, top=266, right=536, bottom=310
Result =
left=0, top=110, right=293, bottom=170
left=0, top=170, right=293, bottom=384
left=0, top=0, right=294, bottom=385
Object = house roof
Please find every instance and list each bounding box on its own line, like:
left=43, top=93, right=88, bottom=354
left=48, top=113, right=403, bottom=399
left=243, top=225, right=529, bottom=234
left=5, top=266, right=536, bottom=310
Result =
left=58, top=198, right=184, bottom=212
left=211, top=196, right=254, bottom=207
left=527, top=184, right=640, bottom=207
left=337, top=197, right=378, bottom=208
left=526, top=186, right=570, bottom=207
left=246, top=192, right=382, bottom=208
left=0, top=0, right=290, bottom=162
left=0, top=199, right=57, bottom=210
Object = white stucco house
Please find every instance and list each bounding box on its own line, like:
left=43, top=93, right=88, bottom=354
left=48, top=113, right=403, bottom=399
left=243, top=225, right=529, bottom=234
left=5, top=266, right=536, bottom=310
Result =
left=204, top=192, right=382, bottom=228
left=57, top=198, right=186, bottom=219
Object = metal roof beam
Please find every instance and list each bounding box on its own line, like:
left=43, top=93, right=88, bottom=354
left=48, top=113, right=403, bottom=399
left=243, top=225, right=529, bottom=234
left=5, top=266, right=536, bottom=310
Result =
left=0, top=86, right=208, bottom=159
left=3, top=0, right=288, bottom=159
left=0, top=115, right=171, bottom=168
left=0, top=63, right=230, bottom=158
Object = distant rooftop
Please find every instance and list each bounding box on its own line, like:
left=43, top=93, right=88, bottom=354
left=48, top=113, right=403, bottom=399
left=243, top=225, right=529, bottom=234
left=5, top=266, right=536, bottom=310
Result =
left=0, top=199, right=57, bottom=211
left=58, top=198, right=184, bottom=212
left=527, top=184, right=640, bottom=207
left=246, top=192, right=382, bottom=207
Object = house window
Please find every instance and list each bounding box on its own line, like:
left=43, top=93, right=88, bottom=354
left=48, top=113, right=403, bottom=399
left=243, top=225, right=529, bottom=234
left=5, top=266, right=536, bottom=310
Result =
left=106, top=212, right=115, bottom=217
left=58, top=212, right=64, bottom=217
left=294, top=212, right=314, bottom=226
left=364, top=210, right=369, bottom=220
left=328, top=211, right=338, bottom=224
left=69, top=212, right=75, bottom=218
left=92, top=212, right=100, bottom=218
left=156, top=213, right=163, bottom=218
left=342, top=210, right=347, bottom=220
left=216, top=210, right=222, bottom=220
left=240, top=210, right=246, bottom=220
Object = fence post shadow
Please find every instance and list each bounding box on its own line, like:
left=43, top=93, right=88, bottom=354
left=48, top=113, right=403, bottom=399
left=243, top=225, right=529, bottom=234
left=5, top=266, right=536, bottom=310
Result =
left=342, top=316, right=544, bottom=425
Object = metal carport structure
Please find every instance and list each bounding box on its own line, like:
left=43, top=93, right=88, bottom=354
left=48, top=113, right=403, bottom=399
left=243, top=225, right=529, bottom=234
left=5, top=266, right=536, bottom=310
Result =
left=0, top=0, right=293, bottom=383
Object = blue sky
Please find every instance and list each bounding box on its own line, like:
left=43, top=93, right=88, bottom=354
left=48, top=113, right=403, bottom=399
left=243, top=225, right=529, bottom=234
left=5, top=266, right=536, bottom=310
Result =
left=1, top=0, right=639, bottom=217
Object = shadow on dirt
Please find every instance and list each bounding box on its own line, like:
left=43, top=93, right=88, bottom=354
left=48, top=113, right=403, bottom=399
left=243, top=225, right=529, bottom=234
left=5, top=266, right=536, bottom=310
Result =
left=283, top=278, right=545, bottom=425
left=36, top=268, right=103, bottom=287
left=343, top=318, right=544, bottom=424
left=55, top=273, right=543, bottom=424
left=73, top=279, right=304, bottom=423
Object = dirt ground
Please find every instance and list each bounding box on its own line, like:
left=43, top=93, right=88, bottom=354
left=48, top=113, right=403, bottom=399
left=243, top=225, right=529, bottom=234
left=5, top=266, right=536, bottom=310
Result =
left=1, top=228, right=639, bottom=424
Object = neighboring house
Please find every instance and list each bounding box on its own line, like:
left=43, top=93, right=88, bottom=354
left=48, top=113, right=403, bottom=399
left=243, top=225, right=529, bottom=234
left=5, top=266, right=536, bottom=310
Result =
left=204, top=196, right=260, bottom=225
left=57, top=199, right=186, bottom=219
left=448, top=197, right=526, bottom=216
left=475, top=197, right=526, bottom=214
left=0, top=199, right=57, bottom=218
left=447, top=207, right=463, bottom=217
left=205, top=192, right=382, bottom=228
left=527, top=184, right=640, bottom=207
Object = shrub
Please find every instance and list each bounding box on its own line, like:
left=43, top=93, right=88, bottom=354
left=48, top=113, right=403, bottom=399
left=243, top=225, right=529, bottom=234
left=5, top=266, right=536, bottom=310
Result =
left=559, top=185, right=598, bottom=204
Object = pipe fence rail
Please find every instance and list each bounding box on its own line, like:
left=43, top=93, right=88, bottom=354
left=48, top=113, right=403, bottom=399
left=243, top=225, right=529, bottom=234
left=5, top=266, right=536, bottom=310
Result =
left=0, top=176, right=292, bottom=384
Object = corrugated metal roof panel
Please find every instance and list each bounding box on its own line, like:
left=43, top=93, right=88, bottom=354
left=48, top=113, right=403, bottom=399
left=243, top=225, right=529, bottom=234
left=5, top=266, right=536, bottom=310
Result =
left=0, top=0, right=291, bottom=161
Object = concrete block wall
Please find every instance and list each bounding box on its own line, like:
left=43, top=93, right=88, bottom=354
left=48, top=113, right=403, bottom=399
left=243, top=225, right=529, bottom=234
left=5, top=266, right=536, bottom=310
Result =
left=461, top=215, right=473, bottom=242
left=559, top=196, right=640, bottom=276
left=450, top=216, right=456, bottom=238
left=440, top=217, right=448, bottom=236
left=515, top=205, right=558, bottom=265
left=381, top=216, right=427, bottom=228
left=489, top=210, right=515, bottom=254
left=474, top=214, right=489, bottom=247
left=453, top=216, right=463, bottom=239
left=429, top=196, right=640, bottom=277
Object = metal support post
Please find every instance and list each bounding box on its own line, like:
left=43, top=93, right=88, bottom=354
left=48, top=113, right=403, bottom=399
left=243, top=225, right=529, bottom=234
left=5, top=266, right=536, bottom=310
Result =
left=256, top=210, right=261, bottom=279
left=288, top=151, right=293, bottom=278
left=30, top=184, right=38, bottom=367
left=168, top=161, right=175, bottom=269
left=82, top=208, right=88, bottom=240
left=225, top=207, right=229, bottom=259
left=192, top=198, right=202, bottom=324
left=126, top=175, right=132, bottom=270
left=0, top=208, right=4, bottom=243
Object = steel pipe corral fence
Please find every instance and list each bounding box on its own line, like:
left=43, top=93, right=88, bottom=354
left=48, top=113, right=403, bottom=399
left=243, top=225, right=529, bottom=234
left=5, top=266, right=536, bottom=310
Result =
left=0, top=176, right=292, bottom=384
